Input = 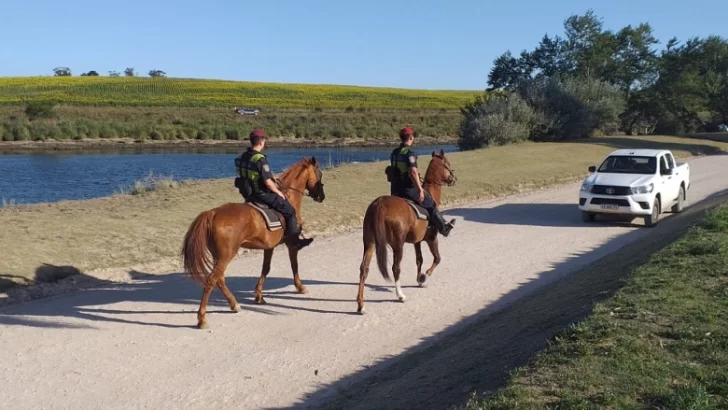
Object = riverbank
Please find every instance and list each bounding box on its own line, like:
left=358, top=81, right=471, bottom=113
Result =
left=461, top=201, right=728, bottom=410
left=0, top=104, right=463, bottom=148
left=2, top=135, right=728, bottom=294
left=0, top=134, right=457, bottom=153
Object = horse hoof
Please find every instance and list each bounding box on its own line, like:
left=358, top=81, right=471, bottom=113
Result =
left=255, top=298, right=266, bottom=305
left=297, top=286, right=309, bottom=295
left=357, top=307, right=366, bottom=315
left=197, top=322, right=208, bottom=329
left=398, top=296, right=407, bottom=302
left=417, top=274, right=427, bottom=285
left=231, top=304, right=241, bottom=313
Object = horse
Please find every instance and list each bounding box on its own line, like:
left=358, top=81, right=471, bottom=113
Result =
left=356, top=149, right=457, bottom=313
left=181, top=157, right=325, bottom=329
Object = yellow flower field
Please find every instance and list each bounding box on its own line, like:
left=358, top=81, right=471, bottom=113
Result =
left=0, top=76, right=480, bottom=109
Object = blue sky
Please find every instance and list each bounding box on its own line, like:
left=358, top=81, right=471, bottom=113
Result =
left=1, top=0, right=725, bottom=90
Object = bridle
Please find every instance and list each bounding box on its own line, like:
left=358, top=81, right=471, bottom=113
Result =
left=275, top=168, right=324, bottom=200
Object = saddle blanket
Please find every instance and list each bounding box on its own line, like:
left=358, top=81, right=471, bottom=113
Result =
left=405, top=199, right=429, bottom=221
left=247, top=202, right=284, bottom=231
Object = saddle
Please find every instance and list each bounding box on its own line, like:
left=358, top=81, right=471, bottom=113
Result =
left=404, top=199, right=429, bottom=221
left=246, top=201, right=284, bottom=231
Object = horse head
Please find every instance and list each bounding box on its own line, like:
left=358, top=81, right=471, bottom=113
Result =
left=428, top=149, right=457, bottom=187
left=304, top=157, right=326, bottom=203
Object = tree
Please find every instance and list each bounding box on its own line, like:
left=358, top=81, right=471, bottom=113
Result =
left=148, top=69, right=166, bottom=78
left=124, top=67, right=135, bottom=77
left=80, top=70, right=99, bottom=76
left=53, top=67, right=72, bottom=76
left=108, top=71, right=121, bottom=77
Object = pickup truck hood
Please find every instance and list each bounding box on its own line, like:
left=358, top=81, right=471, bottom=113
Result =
left=584, top=172, right=655, bottom=187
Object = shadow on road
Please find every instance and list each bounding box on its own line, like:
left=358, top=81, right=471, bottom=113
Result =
left=445, top=203, right=637, bottom=228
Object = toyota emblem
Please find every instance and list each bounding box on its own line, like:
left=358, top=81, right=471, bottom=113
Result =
left=606, top=188, right=615, bottom=194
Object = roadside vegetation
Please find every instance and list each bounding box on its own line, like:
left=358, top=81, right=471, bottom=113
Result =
left=1, top=135, right=727, bottom=292
left=462, top=202, right=728, bottom=409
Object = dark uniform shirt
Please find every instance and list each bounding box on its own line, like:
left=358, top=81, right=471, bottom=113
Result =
left=390, top=143, right=418, bottom=192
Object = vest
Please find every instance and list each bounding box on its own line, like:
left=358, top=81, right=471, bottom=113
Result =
left=389, top=146, right=414, bottom=188
left=235, top=151, right=265, bottom=195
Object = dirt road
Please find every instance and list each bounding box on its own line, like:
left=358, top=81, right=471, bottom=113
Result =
left=1, top=155, right=727, bottom=410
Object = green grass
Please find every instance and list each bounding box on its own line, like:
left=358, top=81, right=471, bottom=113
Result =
left=462, top=204, right=728, bottom=410
left=0, top=76, right=479, bottom=109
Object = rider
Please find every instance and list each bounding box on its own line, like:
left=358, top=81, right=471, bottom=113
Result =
left=234, top=129, right=314, bottom=250
left=388, top=127, right=454, bottom=237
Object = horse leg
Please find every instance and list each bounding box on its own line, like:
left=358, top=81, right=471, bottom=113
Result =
left=254, top=249, right=274, bottom=305
left=287, top=246, right=308, bottom=294
left=357, top=241, right=375, bottom=314
left=392, top=241, right=406, bottom=302
left=424, top=237, right=442, bottom=277
left=197, top=277, right=216, bottom=329
left=214, top=255, right=239, bottom=313
left=414, top=242, right=426, bottom=286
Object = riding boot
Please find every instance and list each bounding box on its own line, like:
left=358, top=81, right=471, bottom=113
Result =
left=431, top=208, right=454, bottom=237
left=285, top=214, right=314, bottom=250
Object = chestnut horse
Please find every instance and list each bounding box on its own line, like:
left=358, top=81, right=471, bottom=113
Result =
left=356, top=149, right=456, bottom=313
left=181, top=157, right=325, bottom=328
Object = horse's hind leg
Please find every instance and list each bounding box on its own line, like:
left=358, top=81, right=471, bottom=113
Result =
left=424, top=237, right=442, bottom=277
left=414, top=242, right=426, bottom=286
left=392, top=240, right=406, bottom=302
left=357, top=240, right=375, bottom=314
left=214, top=255, right=239, bottom=313
left=254, top=249, right=274, bottom=304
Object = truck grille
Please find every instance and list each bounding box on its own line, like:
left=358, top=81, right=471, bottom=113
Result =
left=590, top=198, right=630, bottom=206
left=591, top=185, right=631, bottom=196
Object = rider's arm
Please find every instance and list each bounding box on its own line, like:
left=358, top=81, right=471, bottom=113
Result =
left=260, top=159, right=286, bottom=198
left=406, top=153, right=424, bottom=193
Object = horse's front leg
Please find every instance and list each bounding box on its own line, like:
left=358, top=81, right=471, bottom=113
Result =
left=414, top=242, right=426, bottom=286
left=424, top=236, right=441, bottom=277
left=287, top=246, right=308, bottom=294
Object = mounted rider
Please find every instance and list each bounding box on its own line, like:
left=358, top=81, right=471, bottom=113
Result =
left=234, top=129, right=314, bottom=250
left=387, top=127, right=454, bottom=237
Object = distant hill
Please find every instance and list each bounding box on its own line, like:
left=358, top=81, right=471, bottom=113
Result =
left=0, top=76, right=481, bottom=109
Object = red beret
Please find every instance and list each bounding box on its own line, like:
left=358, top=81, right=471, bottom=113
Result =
left=399, top=127, right=414, bottom=137
left=249, top=129, right=266, bottom=138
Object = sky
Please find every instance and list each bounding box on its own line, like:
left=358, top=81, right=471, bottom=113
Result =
left=1, top=0, right=726, bottom=90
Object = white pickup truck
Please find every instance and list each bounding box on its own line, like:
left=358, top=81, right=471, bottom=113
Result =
left=578, top=149, right=691, bottom=227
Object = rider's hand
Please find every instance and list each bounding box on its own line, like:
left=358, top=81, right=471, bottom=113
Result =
left=277, top=191, right=286, bottom=200
left=417, top=189, right=425, bottom=203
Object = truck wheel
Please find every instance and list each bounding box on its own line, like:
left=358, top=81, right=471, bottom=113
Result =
left=582, top=211, right=596, bottom=222
left=671, top=185, right=685, bottom=213
left=644, top=198, right=660, bottom=227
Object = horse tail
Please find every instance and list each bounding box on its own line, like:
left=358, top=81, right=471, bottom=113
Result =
left=181, top=209, right=216, bottom=286
left=371, top=200, right=391, bottom=282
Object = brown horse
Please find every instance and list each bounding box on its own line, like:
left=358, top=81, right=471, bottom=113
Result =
left=356, top=149, right=457, bottom=313
left=181, top=157, right=325, bottom=328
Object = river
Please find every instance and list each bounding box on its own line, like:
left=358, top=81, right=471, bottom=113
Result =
left=0, top=144, right=458, bottom=206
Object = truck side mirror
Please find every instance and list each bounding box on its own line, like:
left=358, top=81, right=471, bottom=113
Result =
left=588, top=166, right=596, bottom=173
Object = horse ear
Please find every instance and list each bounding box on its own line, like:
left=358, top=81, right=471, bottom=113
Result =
left=432, top=150, right=436, bottom=157
left=439, top=148, right=445, bottom=156
left=310, top=156, right=317, bottom=165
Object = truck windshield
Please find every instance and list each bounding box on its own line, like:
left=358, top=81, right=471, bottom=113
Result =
left=597, top=155, right=656, bottom=174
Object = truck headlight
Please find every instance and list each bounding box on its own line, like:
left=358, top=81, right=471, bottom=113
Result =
left=631, top=183, right=654, bottom=195
left=580, top=183, right=593, bottom=192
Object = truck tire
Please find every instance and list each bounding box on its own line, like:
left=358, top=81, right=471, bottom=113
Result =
left=644, top=198, right=660, bottom=227
left=582, top=211, right=596, bottom=222
left=671, top=185, right=685, bottom=213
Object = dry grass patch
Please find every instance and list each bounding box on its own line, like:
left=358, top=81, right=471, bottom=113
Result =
left=1, top=135, right=727, bottom=291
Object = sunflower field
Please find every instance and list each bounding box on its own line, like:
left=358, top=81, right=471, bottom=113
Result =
left=0, top=76, right=479, bottom=109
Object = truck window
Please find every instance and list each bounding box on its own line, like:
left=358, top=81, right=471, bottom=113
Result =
left=666, top=153, right=676, bottom=169
left=660, top=155, right=669, bottom=174
left=598, top=155, right=657, bottom=174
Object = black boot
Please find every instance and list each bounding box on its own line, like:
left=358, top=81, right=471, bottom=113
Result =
left=431, top=208, right=455, bottom=237
left=285, top=214, right=314, bottom=250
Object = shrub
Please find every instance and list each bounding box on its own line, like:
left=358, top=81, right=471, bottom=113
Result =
left=457, top=93, right=534, bottom=150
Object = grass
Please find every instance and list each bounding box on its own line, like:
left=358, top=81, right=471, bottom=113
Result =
left=460, top=203, right=728, bottom=410
left=0, top=76, right=479, bottom=109
left=116, top=171, right=187, bottom=196
left=1, top=135, right=728, bottom=292
left=0, top=105, right=462, bottom=145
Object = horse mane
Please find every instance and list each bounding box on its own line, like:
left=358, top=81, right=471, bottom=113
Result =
left=277, top=158, right=311, bottom=184
left=423, top=155, right=446, bottom=184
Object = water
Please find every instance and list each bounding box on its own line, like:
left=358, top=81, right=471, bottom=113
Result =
left=0, top=144, right=458, bottom=206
